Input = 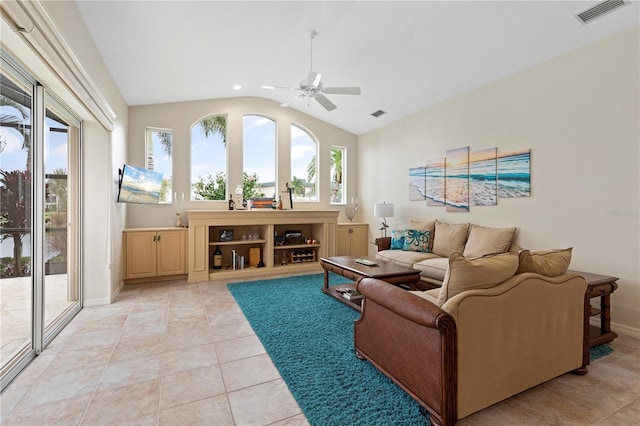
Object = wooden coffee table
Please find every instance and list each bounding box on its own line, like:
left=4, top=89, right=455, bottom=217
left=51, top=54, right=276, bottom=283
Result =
left=320, top=256, right=421, bottom=311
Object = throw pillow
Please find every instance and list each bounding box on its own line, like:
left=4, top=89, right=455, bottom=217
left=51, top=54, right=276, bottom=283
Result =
left=402, top=229, right=430, bottom=253
left=390, top=230, right=406, bottom=250
left=437, top=252, right=520, bottom=306
left=432, top=220, right=470, bottom=257
left=517, top=248, right=573, bottom=277
left=409, top=220, right=436, bottom=250
left=463, top=225, right=517, bottom=258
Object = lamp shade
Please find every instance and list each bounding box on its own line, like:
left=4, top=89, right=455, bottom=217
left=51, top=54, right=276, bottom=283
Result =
left=373, top=202, right=394, bottom=218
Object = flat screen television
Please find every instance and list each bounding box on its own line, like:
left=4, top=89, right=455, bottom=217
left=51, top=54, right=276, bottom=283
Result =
left=117, top=164, right=163, bottom=204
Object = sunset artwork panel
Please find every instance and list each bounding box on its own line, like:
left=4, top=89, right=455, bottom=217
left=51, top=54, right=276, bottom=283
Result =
left=409, top=166, right=427, bottom=201
left=445, top=146, right=470, bottom=212
left=498, top=148, right=531, bottom=198
left=425, top=157, right=445, bottom=206
left=470, top=147, right=497, bottom=206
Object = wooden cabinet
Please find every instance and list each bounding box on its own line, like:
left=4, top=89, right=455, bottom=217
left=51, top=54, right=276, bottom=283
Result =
left=123, top=228, right=187, bottom=281
left=336, top=223, right=368, bottom=257
left=186, top=210, right=339, bottom=283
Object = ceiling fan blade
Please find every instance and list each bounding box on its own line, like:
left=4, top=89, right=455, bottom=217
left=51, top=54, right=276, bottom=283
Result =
left=308, top=71, right=322, bottom=88
left=263, top=85, right=299, bottom=92
left=314, top=94, right=337, bottom=111
left=281, top=96, right=303, bottom=108
left=323, top=86, right=361, bottom=95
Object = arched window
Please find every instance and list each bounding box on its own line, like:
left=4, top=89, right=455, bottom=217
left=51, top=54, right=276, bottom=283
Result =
left=290, top=124, right=317, bottom=202
left=190, top=114, right=227, bottom=200
left=243, top=115, right=275, bottom=200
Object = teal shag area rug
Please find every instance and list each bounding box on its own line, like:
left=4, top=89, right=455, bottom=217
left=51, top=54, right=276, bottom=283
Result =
left=228, top=273, right=612, bottom=426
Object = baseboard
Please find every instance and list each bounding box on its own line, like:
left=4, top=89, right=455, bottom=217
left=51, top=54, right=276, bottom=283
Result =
left=83, top=296, right=111, bottom=307
left=590, top=317, right=640, bottom=339
left=84, top=280, right=124, bottom=307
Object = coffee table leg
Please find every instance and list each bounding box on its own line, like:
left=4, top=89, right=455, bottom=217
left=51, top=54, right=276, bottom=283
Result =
left=323, top=268, right=329, bottom=289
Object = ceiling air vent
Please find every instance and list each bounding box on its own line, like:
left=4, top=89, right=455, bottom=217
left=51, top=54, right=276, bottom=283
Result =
left=575, top=0, right=629, bottom=24
left=371, top=110, right=386, bottom=118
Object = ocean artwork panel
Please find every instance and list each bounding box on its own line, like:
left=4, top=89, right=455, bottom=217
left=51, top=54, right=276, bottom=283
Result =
left=425, top=158, right=445, bottom=206
left=117, top=164, right=163, bottom=204
left=445, top=146, right=470, bottom=212
left=498, top=148, right=531, bottom=198
left=470, top=147, right=497, bottom=206
left=409, top=166, right=427, bottom=201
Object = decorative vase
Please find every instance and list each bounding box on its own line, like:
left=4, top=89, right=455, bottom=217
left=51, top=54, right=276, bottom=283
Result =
left=345, top=197, right=358, bottom=221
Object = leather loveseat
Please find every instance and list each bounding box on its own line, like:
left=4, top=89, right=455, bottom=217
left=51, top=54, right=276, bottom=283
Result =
left=354, top=250, right=589, bottom=426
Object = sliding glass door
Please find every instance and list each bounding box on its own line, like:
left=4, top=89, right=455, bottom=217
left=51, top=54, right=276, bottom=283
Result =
left=1, top=56, right=82, bottom=391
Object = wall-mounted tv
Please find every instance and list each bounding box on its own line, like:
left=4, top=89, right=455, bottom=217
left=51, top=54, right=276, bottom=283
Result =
left=117, top=164, right=163, bottom=204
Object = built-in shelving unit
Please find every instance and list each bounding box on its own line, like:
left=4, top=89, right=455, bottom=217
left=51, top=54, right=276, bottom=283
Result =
left=186, top=210, right=339, bottom=283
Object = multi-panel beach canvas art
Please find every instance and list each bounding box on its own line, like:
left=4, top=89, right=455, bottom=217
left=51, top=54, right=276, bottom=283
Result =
left=425, top=158, right=445, bottom=206
left=445, top=146, right=470, bottom=212
left=497, top=149, right=531, bottom=198
left=470, top=147, right=497, bottom=206
left=409, top=166, right=427, bottom=201
left=409, top=147, right=530, bottom=211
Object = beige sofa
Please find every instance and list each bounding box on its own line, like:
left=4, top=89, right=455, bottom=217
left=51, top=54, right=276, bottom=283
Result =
left=375, top=219, right=520, bottom=288
left=354, top=249, right=588, bottom=426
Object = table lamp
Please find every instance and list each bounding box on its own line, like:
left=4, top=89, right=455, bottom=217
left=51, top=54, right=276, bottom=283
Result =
left=373, top=202, right=394, bottom=237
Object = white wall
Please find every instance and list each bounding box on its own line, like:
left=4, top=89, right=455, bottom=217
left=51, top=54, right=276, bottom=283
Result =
left=358, top=27, right=640, bottom=332
left=127, top=97, right=358, bottom=228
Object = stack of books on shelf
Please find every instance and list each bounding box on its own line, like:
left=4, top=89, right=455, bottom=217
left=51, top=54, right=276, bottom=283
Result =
left=335, top=287, right=363, bottom=301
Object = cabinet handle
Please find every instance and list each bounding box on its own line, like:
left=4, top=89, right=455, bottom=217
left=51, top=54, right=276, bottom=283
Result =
left=157, top=235, right=161, bottom=242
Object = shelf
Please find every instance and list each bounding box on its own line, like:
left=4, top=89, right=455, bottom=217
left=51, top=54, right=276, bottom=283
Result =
left=274, top=243, right=320, bottom=250
left=186, top=210, right=339, bottom=283
left=210, top=239, right=266, bottom=246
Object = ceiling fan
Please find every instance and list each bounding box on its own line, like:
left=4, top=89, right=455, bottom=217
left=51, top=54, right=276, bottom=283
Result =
left=262, top=29, right=361, bottom=111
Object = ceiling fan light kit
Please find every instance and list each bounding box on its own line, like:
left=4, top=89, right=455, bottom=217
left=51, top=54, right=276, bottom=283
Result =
left=264, top=29, right=361, bottom=111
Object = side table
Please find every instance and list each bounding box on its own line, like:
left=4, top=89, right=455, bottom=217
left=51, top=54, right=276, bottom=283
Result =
left=572, top=270, right=619, bottom=347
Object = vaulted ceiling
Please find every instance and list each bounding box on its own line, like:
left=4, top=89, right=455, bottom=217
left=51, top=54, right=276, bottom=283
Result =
left=75, top=1, right=639, bottom=135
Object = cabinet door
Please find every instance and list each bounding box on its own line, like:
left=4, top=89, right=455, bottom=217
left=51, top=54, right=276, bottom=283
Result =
left=124, top=231, right=157, bottom=279
left=336, top=226, right=352, bottom=256
left=156, top=230, right=187, bottom=276
left=349, top=225, right=369, bottom=257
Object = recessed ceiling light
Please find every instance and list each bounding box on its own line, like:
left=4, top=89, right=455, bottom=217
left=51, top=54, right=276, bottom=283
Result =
left=233, top=84, right=242, bottom=90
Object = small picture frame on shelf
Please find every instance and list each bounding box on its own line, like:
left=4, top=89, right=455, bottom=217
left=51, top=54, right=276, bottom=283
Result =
left=219, top=229, right=234, bottom=242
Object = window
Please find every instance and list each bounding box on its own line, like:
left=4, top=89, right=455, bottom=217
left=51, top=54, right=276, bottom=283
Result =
left=191, top=115, right=227, bottom=200
left=290, top=124, right=317, bottom=202
left=243, top=115, right=275, bottom=199
left=330, top=146, right=346, bottom=204
left=145, top=128, right=172, bottom=203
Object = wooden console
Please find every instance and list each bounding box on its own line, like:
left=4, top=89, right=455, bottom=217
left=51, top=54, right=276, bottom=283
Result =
left=186, top=210, right=339, bottom=283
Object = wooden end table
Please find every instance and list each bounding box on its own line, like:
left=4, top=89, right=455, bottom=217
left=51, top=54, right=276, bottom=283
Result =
left=320, top=256, right=421, bottom=311
left=571, top=270, right=619, bottom=347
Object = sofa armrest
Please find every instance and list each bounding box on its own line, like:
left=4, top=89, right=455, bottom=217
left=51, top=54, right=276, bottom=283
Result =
left=374, top=236, right=391, bottom=251
left=355, top=278, right=457, bottom=426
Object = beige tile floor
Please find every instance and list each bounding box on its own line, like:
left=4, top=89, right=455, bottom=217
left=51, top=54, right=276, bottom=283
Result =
left=0, top=276, right=639, bottom=425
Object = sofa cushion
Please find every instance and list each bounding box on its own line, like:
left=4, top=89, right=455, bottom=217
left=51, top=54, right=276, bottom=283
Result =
left=413, top=257, right=449, bottom=282
left=390, top=230, right=406, bottom=250
left=436, top=252, right=519, bottom=306
left=517, top=248, right=572, bottom=277
left=432, top=220, right=470, bottom=257
left=463, top=225, right=517, bottom=258
left=409, top=220, right=436, bottom=250
left=403, top=229, right=430, bottom=253
left=409, top=288, right=440, bottom=305
left=375, top=250, right=436, bottom=269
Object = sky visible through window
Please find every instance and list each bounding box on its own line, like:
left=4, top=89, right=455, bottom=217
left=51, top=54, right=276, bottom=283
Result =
left=189, top=115, right=316, bottom=200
